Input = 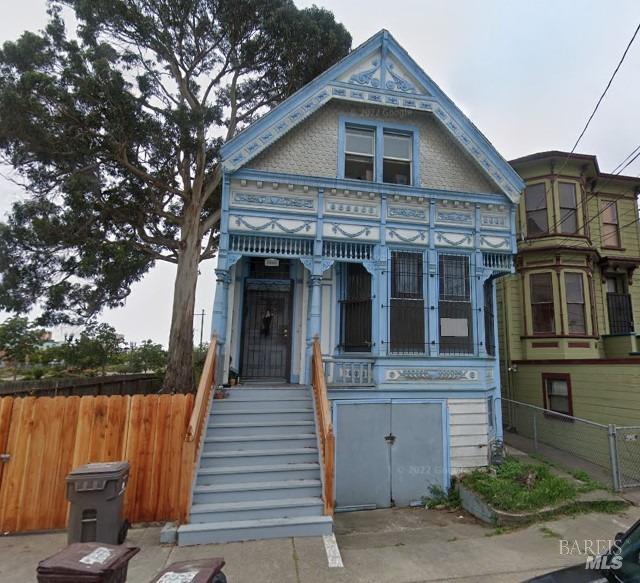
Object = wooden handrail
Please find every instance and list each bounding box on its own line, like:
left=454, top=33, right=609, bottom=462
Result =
left=311, top=337, right=335, bottom=515
left=186, top=336, right=217, bottom=443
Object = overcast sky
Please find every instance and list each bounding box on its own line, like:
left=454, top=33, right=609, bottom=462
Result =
left=1, top=0, right=639, bottom=345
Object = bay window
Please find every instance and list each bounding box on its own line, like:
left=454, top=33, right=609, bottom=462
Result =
left=530, top=273, right=555, bottom=334
left=559, top=182, right=578, bottom=234
left=525, top=183, right=548, bottom=236
left=601, top=200, right=621, bottom=248
left=564, top=272, right=586, bottom=334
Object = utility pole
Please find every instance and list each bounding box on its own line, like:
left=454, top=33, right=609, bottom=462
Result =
left=194, top=309, right=206, bottom=347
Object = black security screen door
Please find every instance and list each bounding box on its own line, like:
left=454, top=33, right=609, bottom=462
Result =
left=240, top=259, right=292, bottom=380
left=339, top=263, right=372, bottom=352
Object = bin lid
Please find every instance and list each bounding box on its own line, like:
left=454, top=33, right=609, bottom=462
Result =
left=67, top=461, right=130, bottom=482
left=37, top=543, right=139, bottom=576
left=150, top=559, right=226, bottom=583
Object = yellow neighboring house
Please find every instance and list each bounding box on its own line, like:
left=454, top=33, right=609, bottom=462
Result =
left=498, top=151, right=640, bottom=425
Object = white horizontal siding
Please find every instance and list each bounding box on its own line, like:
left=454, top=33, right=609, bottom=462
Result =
left=448, top=398, right=489, bottom=476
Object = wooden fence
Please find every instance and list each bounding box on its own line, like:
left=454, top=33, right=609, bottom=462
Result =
left=0, top=393, right=194, bottom=533
left=0, top=373, right=163, bottom=397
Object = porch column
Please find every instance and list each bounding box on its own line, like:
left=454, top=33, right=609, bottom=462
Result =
left=304, top=266, right=323, bottom=384
left=308, top=271, right=323, bottom=342
left=212, top=267, right=231, bottom=382
left=376, top=251, right=389, bottom=357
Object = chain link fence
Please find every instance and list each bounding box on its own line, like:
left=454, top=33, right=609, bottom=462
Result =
left=615, top=426, right=640, bottom=489
left=502, top=399, right=640, bottom=491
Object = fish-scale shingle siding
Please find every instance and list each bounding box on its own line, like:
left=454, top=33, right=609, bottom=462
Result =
left=247, top=100, right=498, bottom=195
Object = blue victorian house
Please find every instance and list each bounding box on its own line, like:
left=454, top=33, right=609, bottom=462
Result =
left=178, top=30, right=523, bottom=545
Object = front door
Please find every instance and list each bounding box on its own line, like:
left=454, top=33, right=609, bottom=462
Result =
left=240, top=280, right=292, bottom=380
left=335, top=401, right=445, bottom=510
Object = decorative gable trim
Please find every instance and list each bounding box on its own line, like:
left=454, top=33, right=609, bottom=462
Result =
left=221, top=30, right=524, bottom=203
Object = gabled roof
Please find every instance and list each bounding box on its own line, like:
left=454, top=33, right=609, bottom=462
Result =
left=221, top=29, right=524, bottom=202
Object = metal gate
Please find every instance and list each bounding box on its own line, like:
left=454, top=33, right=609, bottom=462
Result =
left=334, top=400, right=446, bottom=510
left=240, top=280, right=292, bottom=380
left=616, top=426, right=640, bottom=489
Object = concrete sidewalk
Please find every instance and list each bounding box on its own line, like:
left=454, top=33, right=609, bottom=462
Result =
left=2, top=505, right=640, bottom=583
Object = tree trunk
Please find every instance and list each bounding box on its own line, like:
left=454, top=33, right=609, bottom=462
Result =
left=163, top=216, right=202, bottom=394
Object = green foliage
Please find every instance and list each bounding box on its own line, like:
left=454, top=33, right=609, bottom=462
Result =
left=423, top=484, right=461, bottom=510
left=192, top=343, right=208, bottom=383
left=0, top=316, right=45, bottom=377
left=126, top=340, right=167, bottom=373
left=56, top=322, right=124, bottom=374
left=0, top=0, right=351, bottom=392
left=569, top=469, right=606, bottom=493
left=463, top=457, right=578, bottom=512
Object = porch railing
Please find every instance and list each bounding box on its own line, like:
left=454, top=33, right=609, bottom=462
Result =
left=607, top=293, right=634, bottom=335
left=323, top=356, right=374, bottom=387
left=311, top=337, right=335, bottom=515
left=181, top=336, right=218, bottom=519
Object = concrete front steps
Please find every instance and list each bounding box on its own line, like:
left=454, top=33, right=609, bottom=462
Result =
left=177, top=385, right=332, bottom=545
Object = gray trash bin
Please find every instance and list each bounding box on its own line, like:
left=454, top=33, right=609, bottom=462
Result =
left=66, top=461, right=130, bottom=546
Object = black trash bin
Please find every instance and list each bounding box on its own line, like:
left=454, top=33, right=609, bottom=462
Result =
left=37, top=542, right=139, bottom=583
left=66, top=461, right=130, bottom=545
left=150, top=559, right=226, bottom=583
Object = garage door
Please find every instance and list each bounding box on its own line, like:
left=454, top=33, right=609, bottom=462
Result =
left=334, top=400, right=446, bottom=511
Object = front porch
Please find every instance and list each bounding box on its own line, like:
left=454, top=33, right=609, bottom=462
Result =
left=211, top=233, right=512, bottom=390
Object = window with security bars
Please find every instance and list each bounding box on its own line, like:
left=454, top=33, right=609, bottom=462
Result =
left=338, top=263, right=372, bottom=352
left=439, top=254, right=473, bottom=355
left=390, top=251, right=425, bottom=353
left=484, top=279, right=495, bottom=356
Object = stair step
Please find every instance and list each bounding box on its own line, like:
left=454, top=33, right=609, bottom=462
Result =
left=199, top=448, right=319, bottom=467
left=189, top=497, right=324, bottom=523
left=212, top=398, right=312, bottom=411
left=196, top=463, right=320, bottom=485
left=208, top=421, right=316, bottom=437
left=211, top=409, right=314, bottom=423
left=193, top=479, right=322, bottom=504
left=203, top=433, right=317, bottom=452
left=178, top=515, right=333, bottom=546
left=224, top=388, right=309, bottom=399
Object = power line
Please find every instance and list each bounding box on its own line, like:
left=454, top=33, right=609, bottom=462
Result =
left=559, top=22, right=640, bottom=172
left=552, top=146, right=640, bottom=248
left=524, top=21, right=640, bottom=237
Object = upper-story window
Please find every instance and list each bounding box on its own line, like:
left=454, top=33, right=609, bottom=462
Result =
left=564, top=272, right=586, bottom=334
left=530, top=272, right=554, bottom=334
left=525, top=183, right=548, bottom=236
left=601, top=200, right=621, bottom=248
left=383, top=131, right=412, bottom=185
left=558, top=182, right=578, bottom=234
left=344, top=126, right=375, bottom=181
left=341, top=119, right=417, bottom=186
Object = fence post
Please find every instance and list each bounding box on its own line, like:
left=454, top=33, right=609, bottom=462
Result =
left=532, top=412, right=538, bottom=453
left=608, top=424, right=622, bottom=492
